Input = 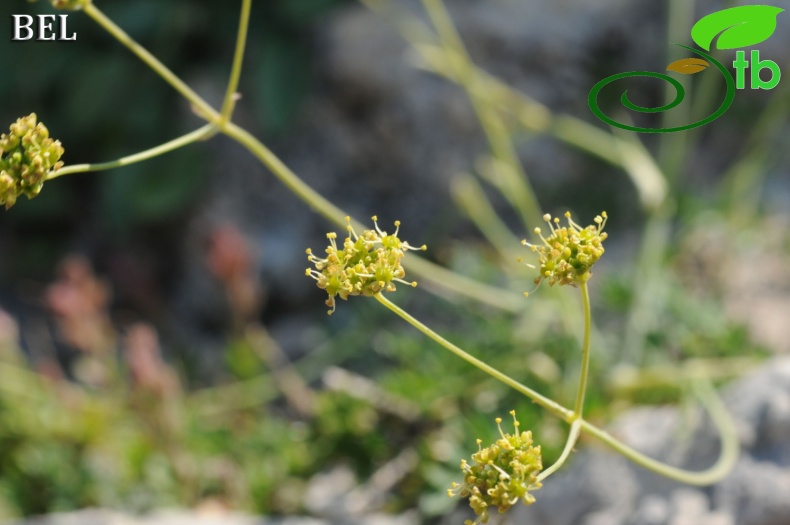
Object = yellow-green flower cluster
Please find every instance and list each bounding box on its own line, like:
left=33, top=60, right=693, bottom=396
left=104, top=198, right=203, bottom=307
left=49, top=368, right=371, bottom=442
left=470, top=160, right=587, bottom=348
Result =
left=1, top=113, right=64, bottom=210
left=448, top=412, right=542, bottom=525
left=521, top=211, right=608, bottom=288
left=306, top=216, right=426, bottom=315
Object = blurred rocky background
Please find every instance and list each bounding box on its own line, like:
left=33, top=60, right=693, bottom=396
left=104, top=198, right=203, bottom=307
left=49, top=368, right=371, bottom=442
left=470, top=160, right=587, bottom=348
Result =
left=1, top=0, right=789, bottom=524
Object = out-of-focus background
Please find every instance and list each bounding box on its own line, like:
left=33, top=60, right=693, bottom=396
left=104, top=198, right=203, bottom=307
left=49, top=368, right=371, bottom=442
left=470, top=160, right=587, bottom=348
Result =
left=1, top=0, right=789, bottom=524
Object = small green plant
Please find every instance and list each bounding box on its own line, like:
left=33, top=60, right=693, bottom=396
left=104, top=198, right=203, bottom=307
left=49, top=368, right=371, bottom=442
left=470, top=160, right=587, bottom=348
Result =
left=4, top=0, right=757, bottom=522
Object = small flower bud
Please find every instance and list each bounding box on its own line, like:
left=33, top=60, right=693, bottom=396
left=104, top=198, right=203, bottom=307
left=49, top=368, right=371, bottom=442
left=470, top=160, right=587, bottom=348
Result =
left=305, top=216, right=426, bottom=314
left=0, top=113, right=64, bottom=209
left=449, top=411, right=542, bottom=525
left=522, top=211, right=608, bottom=288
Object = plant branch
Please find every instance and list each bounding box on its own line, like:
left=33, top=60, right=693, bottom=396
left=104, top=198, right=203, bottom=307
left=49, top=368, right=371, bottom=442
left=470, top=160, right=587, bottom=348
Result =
left=220, top=0, right=253, bottom=123
left=573, top=282, right=592, bottom=417
left=579, top=379, right=739, bottom=486
left=47, top=124, right=217, bottom=179
left=537, top=419, right=581, bottom=482
left=374, top=292, right=573, bottom=421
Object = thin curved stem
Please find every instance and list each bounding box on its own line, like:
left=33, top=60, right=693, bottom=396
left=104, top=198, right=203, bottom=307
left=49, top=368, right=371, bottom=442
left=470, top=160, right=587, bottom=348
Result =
left=535, top=282, right=592, bottom=482
left=579, top=379, right=739, bottom=486
left=375, top=293, right=739, bottom=485
left=47, top=124, right=217, bottom=180
left=221, top=122, right=350, bottom=228
left=374, top=293, right=573, bottom=421
left=82, top=3, right=220, bottom=123
left=573, top=282, right=592, bottom=417
left=537, top=419, right=581, bottom=482
left=220, top=0, right=253, bottom=123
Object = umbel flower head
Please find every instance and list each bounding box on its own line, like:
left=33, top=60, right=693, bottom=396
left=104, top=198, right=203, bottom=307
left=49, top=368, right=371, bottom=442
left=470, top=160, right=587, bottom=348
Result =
left=521, top=211, right=608, bottom=289
left=305, top=216, right=426, bottom=314
left=0, top=113, right=64, bottom=209
left=448, top=411, right=542, bottom=525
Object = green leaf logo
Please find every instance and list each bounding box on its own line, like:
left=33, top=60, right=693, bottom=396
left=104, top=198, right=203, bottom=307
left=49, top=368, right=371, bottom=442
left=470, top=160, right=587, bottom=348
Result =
left=691, top=5, right=784, bottom=51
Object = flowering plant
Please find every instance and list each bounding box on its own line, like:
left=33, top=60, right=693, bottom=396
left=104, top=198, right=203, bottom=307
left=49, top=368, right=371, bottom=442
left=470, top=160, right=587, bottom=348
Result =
left=2, top=0, right=744, bottom=522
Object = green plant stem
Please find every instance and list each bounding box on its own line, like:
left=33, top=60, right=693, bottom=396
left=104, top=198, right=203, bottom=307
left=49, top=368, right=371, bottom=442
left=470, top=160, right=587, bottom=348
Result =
left=220, top=122, right=352, bottom=227
left=537, top=419, right=581, bottom=482
left=580, top=379, right=738, bottom=486
left=573, top=282, right=592, bottom=417
left=83, top=3, right=220, bottom=123
left=375, top=292, right=739, bottom=485
left=220, top=0, right=252, bottom=123
left=538, top=282, right=591, bottom=482
left=374, top=293, right=572, bottom=421
left=47, top=124, right=217, bottom=180
left=79, top=4, right=345, bottom=225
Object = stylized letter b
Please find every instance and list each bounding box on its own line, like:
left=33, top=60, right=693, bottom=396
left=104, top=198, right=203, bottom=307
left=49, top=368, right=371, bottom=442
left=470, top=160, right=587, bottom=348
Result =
left=12, top=15, right=34, bottom=41
left=750, top=50, right=780, bottom=89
